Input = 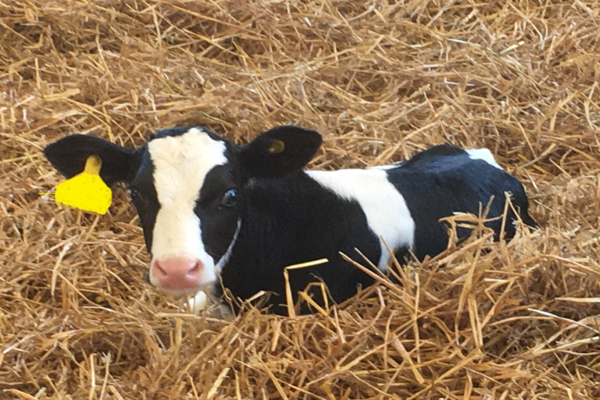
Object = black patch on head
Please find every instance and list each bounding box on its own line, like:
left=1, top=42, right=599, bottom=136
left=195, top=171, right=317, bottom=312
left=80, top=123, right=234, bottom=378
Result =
left=195, top=165, right=240, bottom=261
left=128, top=149, right=159, bottom=253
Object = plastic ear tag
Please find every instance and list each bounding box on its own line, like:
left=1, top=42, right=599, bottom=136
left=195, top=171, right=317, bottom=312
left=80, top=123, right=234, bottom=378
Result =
left=267, top=139, right=285, bottom=154
left=54, top=155, right=112, bottom=215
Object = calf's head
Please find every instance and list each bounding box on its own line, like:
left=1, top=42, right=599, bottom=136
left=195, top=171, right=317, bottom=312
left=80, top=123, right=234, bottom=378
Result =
left=44, top=126, right=322, bottom=294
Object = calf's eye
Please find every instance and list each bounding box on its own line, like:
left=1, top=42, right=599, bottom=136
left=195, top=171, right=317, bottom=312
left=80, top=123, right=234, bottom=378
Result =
left=221, top=189, right=237, bottom=207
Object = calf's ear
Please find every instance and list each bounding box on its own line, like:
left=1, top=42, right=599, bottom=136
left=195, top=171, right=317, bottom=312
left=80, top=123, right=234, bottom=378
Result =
left=43, top=134, right=139, bottom=186
left=239, top=125, right=322, bottom=177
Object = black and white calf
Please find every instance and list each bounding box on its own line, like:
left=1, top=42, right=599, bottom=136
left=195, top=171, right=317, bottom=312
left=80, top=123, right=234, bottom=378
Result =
left=44, top=126, right=537, bottom=314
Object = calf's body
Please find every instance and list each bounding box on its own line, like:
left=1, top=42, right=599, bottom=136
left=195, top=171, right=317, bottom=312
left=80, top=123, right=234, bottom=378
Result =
left=44, top=126, right=536, bottom=314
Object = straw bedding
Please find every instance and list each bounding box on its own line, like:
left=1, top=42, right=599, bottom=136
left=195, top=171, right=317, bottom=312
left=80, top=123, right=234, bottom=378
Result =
left=1, top=0, right=599, bottom=398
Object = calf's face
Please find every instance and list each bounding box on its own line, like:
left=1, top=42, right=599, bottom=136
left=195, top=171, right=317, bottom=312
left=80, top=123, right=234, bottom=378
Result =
left=44, top=126, right=322, bottom=295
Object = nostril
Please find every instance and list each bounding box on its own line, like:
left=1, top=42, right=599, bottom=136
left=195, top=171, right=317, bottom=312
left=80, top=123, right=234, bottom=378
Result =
left=186, top=261, right=201, bottom=278
left=154, top=261, right=168, bottom=277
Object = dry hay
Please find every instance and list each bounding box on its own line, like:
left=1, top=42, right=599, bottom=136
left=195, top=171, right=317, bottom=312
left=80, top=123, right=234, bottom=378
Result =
left=1, top=0, right=600, bottom=399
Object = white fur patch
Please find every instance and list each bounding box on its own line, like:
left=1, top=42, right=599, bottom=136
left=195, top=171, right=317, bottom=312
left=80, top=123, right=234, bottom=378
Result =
left=148, top=128, right=228, bottom=289
left=466, top=148, right=503, bottom=170
left=306, top=169, right=415, bottom=271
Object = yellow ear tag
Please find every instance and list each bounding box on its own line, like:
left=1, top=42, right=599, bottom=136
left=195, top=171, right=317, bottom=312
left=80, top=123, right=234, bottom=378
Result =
left=267, top=139, right=285, bottom=154
left=54, top=155, right=112, bottom=215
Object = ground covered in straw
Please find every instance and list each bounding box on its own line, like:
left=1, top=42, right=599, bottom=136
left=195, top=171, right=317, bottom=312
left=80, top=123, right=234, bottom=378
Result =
left=1, top=1, right=599, bottom=399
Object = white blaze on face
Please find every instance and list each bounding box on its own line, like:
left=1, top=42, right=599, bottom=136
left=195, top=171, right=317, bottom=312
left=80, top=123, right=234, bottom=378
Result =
left=148, top=128, right=228, bottom=286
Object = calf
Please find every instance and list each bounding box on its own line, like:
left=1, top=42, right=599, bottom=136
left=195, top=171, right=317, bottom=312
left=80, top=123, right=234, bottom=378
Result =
left=44, top=125, right=537, bottom=314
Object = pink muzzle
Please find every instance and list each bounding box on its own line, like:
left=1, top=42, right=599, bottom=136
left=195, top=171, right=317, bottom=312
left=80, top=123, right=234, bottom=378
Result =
left=151, top=256, right=203, bottom=291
